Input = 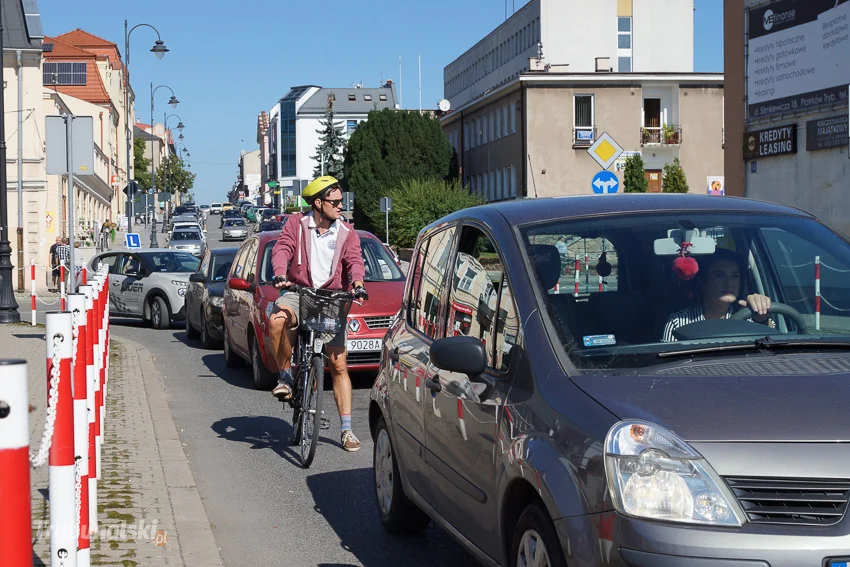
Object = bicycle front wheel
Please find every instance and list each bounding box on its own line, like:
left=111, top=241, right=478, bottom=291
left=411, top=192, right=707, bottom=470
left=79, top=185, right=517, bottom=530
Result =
left=298, top=354, right=325, bottom=468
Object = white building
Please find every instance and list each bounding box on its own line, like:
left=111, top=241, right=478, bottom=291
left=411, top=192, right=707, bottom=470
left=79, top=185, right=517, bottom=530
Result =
left=445, top=0, right=694, bottom=109
left=267, top=82, right=398, bottom=196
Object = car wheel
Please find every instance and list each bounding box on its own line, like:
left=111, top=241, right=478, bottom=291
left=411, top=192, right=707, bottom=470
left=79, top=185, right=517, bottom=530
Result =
left=185, top=308, right=200, bottom=339
left=200, top=311, right=218, bottom=349
left=150, top=296, right=171, bottom=330
left=223, top=323, right=242, bottom=368
left=373, top=416, right=430, bottom=534
left=251, top=334, right=277, bottom=390
left=510, top=502, right=567, bottom=567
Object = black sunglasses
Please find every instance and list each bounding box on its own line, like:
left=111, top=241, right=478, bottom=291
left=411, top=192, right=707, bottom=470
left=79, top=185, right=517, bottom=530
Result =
left=321, top=198, right=344, bottom=208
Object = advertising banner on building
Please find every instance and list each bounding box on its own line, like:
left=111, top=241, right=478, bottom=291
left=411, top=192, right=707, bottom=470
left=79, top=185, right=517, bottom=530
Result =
left=743, top=124, right=798, bottom=160
left=747, top=0, right=850, bottom=120
left=806, top=114, right=849, bottom=150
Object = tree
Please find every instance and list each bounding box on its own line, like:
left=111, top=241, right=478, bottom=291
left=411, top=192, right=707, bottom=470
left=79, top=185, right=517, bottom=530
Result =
left=344, top=108, right=457, bottom=233
left=312, top=93, right=347, bottom=179
left=387, top=179, right=484, bottom=248
left=133, top=138, right=152, bottom=191
left=623, top=153, right=649, bottom=193
left=662, top=157, right=689, bottom=193
left=154, top=154, right=195, bottom=195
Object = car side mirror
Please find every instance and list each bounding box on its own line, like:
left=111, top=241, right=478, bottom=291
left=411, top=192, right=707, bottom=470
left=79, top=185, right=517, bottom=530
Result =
left=189, top=272, right=206, bottom=283
left=430, top=336, right=487, bottom=378
left=228, top=277, right=251, bottom=291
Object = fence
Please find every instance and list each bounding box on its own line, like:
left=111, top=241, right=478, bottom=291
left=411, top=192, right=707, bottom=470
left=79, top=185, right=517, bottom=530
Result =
left=0, top=264, right=111, bottom=567
left=782, top=256, right=850, bottom=331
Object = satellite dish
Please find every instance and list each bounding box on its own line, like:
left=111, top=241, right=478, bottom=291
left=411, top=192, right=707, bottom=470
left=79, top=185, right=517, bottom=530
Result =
left=438, top=99, right=451, bottom=112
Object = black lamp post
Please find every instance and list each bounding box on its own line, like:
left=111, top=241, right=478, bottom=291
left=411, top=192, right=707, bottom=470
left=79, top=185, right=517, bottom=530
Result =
left=0, top=10, right=21, bottom=323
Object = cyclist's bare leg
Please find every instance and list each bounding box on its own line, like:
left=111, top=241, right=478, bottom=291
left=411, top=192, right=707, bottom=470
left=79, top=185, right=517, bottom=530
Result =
left=269, top=306, right=297, bottom=397
left=326, top=345, right=360, bottom=450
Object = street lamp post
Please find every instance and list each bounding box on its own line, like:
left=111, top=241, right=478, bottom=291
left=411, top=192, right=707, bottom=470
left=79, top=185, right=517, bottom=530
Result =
left=160, top=114, right=185, bottom=232
left=0, top=8, right=21, bottom=322
left=149, top=85, right=179, bottom=247
left=124, top=19, right=168, bottom=235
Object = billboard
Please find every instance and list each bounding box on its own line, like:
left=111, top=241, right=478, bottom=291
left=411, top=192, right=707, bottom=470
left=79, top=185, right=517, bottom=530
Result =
left=747, top=0, right=850, bottom=120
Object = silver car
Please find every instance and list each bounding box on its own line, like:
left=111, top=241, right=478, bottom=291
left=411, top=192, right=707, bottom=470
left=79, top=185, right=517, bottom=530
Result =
left=222, top=218, right=249, bottom=241
left=168, top=227, right=206, bottom=257
left=89, top=249, right=200, bottom=329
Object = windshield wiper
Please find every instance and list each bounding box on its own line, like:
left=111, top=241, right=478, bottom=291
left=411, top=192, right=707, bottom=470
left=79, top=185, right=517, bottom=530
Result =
left=659, top=336, right=850, bottom=358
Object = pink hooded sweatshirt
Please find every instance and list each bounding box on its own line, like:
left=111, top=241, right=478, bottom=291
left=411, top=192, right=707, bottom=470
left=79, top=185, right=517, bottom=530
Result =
left=270, top=212, right=365, bottom=291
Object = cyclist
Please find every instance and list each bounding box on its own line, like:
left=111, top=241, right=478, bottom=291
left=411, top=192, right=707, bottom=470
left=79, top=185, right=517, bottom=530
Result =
left=268, top=175, right=368, bottom=452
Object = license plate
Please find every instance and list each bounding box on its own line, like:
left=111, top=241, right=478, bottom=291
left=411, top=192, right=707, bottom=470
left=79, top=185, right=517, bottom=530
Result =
left=347, top=338, right=383, bottom=352
left=830, top=561, right=850, bottom=567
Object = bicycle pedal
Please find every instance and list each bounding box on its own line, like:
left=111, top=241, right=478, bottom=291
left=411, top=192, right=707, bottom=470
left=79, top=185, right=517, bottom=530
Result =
left=320, top=417, right=331, bottom=430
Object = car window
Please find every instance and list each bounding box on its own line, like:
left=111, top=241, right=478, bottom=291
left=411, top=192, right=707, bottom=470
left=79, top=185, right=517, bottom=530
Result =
left=199, top=251, right=211, bottom=276
left=96, top=254, right=120, bottom=274
left=446, top=227, right=504, bottom=367
left=121, top=255, right=140, bottom=275
left=259, top=241, right=276, bottom=283
left=412, top=227, right=456, bottom=339
left=210, top=252, right=236, bottom=282
left=139, top=252, right=200, bottom=273
left=231, top=241, right=250, bottom=279
left=171, top=230, right=202, bottom=241
left=259, top=221, right=283, bottom=232
left=225, top=219, right=246, bottom=227
left=493, top=279, right=520, bottom=372
left=244, top=239, right=260, bottom=283
left=361, top=237, right=404, bottom=282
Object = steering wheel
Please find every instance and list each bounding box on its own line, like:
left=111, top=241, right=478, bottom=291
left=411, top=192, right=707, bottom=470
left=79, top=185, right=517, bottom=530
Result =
left=730, top=301, right=808, bottom=334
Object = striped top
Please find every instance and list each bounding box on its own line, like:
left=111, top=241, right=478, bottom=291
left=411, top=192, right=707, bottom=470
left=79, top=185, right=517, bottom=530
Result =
left=662, top=304, right=731, bottom=342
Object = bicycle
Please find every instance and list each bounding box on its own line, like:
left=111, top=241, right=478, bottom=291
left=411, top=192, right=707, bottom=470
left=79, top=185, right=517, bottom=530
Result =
left=282, top=285, right=356, bottom=468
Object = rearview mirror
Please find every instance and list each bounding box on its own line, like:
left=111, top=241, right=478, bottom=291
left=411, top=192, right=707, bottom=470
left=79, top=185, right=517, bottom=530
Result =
left=228, top=278, right=251, bottom=291
left=189, top=273, right=206, bottom=283
left=654, top=228, right=717, bottom=256
left=430, top=336, right=487, bottom=377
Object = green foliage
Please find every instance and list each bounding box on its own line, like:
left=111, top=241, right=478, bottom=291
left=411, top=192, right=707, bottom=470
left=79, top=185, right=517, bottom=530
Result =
left=623, top=153, right=649, bottom=193
left=386, top=179, right=484, bottom=248
left=312, top=95, right=346, bottom=179
left=662, top=157, right=689, bottom=193
left=343, top=109, right=457, bottom=233
left=154, top=154, right=195, bottom=194
left=133, top=138, right=152, bottom=191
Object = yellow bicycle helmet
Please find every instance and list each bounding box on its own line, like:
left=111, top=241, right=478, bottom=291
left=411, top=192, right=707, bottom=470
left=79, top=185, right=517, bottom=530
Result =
left=302, top=175, right=340, bottom=199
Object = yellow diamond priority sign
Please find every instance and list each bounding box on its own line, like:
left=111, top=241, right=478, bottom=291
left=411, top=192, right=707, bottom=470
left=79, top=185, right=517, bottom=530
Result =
left=587, top=132, right=624, bottom=170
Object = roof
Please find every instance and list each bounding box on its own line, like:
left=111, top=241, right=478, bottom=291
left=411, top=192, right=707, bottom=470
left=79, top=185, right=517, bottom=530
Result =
left=2, top=0, right=43, bottom=49
left=44, top=36, right=113, bottom=105
left=53, top=29, right=124, bottom=71
left=428, top=194, right=813, bottom=231
left=133, top=126, right=161, bottom=142
left=297, top=86, right=397, bottom=115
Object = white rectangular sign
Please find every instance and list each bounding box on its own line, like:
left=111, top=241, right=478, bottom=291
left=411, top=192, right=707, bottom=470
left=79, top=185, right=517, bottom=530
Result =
left=747, top=0, right=850, bottom=120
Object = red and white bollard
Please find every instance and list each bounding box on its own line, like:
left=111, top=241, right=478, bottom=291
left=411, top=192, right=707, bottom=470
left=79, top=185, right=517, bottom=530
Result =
left=97, top=270, right=108, bottom=435
left=46, top=311, right=77, bottom=567
left=91, top=276, right=103, bottom=484
left=0, top=359, right=33, bottom=567
left=574, top=257, right=581, bottom=297
left=60, top=263, right=67, bottom=311
left=81, top=285, right=98, bottom=536
left=815, top=256, right=821, bottom=331
left=68, top=294, right=91, bottom=567
left=30, top=259, right=36, bottom=326
left=457, top=398, right=468, bottom=442
left=81, top=265, right=87, bottom=286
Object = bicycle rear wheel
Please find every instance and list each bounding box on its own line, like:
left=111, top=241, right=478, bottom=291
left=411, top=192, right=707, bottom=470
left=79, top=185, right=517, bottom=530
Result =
left=298, top=354, right=325, bottom=468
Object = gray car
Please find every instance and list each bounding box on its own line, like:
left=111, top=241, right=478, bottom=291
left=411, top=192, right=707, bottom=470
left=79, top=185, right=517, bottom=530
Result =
left=167, top=227, right=205, bottom=257
left=89, top=249, right=201, bottom=329
left=369, top=194, right=850, bottom=567
left=222, top=218, right=249, bottom=241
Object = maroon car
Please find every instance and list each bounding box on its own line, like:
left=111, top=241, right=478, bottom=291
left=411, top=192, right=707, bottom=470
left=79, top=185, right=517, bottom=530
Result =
left=223, top=229, right=405, bottom=389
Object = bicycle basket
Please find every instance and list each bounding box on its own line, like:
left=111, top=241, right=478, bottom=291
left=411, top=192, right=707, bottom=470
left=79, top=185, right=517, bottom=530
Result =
left=297, top=288, right=353, bottom=333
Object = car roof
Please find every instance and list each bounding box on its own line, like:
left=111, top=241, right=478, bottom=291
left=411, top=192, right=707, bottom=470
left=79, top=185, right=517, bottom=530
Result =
left=97, top=248, right=196, bottom=255
left=422, top=194, right=815, bottom=233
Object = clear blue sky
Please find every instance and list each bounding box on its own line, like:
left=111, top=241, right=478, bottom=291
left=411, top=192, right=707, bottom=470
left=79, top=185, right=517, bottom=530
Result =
left=40, top=0, right=723, bottom=204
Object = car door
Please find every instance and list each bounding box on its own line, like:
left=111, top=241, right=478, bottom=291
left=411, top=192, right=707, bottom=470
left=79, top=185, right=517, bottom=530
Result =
left=387, top=226, right=457, bottom=506
left=224, top=244, right=249, bottom=346
left=96, top=253, right=124, bottom=313
left=232, top=238, right=258, bottom=356
left=115, top=254, right=146, bottom=315
left=424, top=224, right=519, bottom=560
left=188, top=251, right=211, bottom=330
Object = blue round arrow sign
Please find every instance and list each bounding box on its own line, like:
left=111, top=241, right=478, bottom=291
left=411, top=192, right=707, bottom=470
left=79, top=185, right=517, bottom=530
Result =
left=592, top=170, right=619, bottom=194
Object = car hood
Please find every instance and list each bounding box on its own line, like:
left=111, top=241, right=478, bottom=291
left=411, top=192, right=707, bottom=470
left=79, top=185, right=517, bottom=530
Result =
left=351, top=280, right=404, bottom=316
left=572, top=356, right=850, bottom=442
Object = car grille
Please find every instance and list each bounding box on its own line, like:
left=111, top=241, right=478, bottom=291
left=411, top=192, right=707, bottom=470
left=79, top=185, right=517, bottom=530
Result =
left=364, top=315, right=393, bottom=329
left=347, top=352, right=381, bottom=365
left=724, top=476, right=850, bottom=526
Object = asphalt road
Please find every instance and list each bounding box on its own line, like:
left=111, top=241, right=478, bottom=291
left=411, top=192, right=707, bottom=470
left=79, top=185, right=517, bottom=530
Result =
left=107, top=218, right=475, bottom=567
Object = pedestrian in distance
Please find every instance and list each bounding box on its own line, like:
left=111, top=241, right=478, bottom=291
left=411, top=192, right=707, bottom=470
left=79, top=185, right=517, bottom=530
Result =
left=49, top=236, right=61, bottom=291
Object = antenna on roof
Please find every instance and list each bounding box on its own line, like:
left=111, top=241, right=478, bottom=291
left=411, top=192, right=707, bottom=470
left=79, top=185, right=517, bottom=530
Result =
left=527, top=154, right=539, bottom=199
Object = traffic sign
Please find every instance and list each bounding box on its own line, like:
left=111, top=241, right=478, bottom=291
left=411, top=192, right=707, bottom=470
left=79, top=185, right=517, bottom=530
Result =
left=592, top=171, right=619, bottom=194
left=380, top=197, right=392, bottom=213
left=587, top=132, right=624, bottom=170
left=124, top=233, right=142, bottom=249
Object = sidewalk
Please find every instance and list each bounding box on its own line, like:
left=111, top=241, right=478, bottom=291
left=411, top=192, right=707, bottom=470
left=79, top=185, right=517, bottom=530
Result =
left=0, top=323, right=222, bottom=566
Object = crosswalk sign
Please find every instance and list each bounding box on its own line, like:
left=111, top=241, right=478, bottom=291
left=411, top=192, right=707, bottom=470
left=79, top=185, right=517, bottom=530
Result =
left=125, top=233, right=142, bottom=249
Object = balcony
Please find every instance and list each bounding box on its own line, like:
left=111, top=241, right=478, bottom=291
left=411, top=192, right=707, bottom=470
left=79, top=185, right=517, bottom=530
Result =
left=640, top=125, right=682, bottom=146
left=572, top=127, right=597, bottom=148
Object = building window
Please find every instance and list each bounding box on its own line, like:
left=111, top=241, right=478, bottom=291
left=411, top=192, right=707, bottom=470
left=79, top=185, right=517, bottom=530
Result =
left=574, top=95, right=595, bottom=146
left=379, top=94, right=387, bottom=101
left=510, top=165, right=517, bottom=197
left=280, top=100, right=297, bottom=177
left=346, top=120, right=358, bottom=135
left=348, top=94, right=356, bottom=101
left=43, top=62, right=86, bottom=86
left=618, top=17, right=633, bottom=72
left=364, top=94, right=372, bottom=101
left=618, top=57, right=632, bottom=72
left=511, top=103, right=517, bottom=133
left=482, top=115, right=488, bottom=144
left=495, top=111, right=501, bottom=140
left=618, top=35, right=631, bottom=49
left=502, top=105, right=509, bottom=137
left=618, top=16, right=631, bottom=32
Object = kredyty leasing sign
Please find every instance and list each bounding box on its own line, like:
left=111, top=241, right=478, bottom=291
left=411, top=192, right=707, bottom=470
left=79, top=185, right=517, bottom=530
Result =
left=743, top=125, right=798, bottom=160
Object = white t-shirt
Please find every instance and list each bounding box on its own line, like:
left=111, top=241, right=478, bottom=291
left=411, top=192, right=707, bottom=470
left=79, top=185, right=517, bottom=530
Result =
left=308, top=213, right=338, bottom=288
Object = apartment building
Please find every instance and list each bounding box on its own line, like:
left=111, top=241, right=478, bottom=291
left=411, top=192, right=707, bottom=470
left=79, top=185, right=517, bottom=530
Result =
left=441, top=0, right=724, bottom=201
left=725, top=0, right=849, bottom=235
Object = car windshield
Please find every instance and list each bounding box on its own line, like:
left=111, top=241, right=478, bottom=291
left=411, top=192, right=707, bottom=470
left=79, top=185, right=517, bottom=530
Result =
left=139, top=252, right=200, bottom=273
left=171, top=231, right=201, bottom=241
left=210, top=252, right=236, bottom=282
left=259, top=221, right=283, bottom=231
left=225, top=219, right=246, bottom=227
left=211, top=203, right=221, bottom=207
left=261, top=209, right=278, bottom=219
left=520, top=212, right=850, bottom=370
left=361, top=237, right=404, bottom=282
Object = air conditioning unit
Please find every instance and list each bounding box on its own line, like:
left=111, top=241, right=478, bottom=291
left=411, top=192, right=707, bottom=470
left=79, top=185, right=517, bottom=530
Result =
left=595, top=57, right=611, bottom=72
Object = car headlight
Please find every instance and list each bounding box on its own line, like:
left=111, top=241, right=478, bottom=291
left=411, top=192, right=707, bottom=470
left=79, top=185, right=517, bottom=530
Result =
left=170, top=280, right=188, bottom=287
left=210, top=296, right=224, bottom=308
left=605, top=420, right=745, bottom=527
